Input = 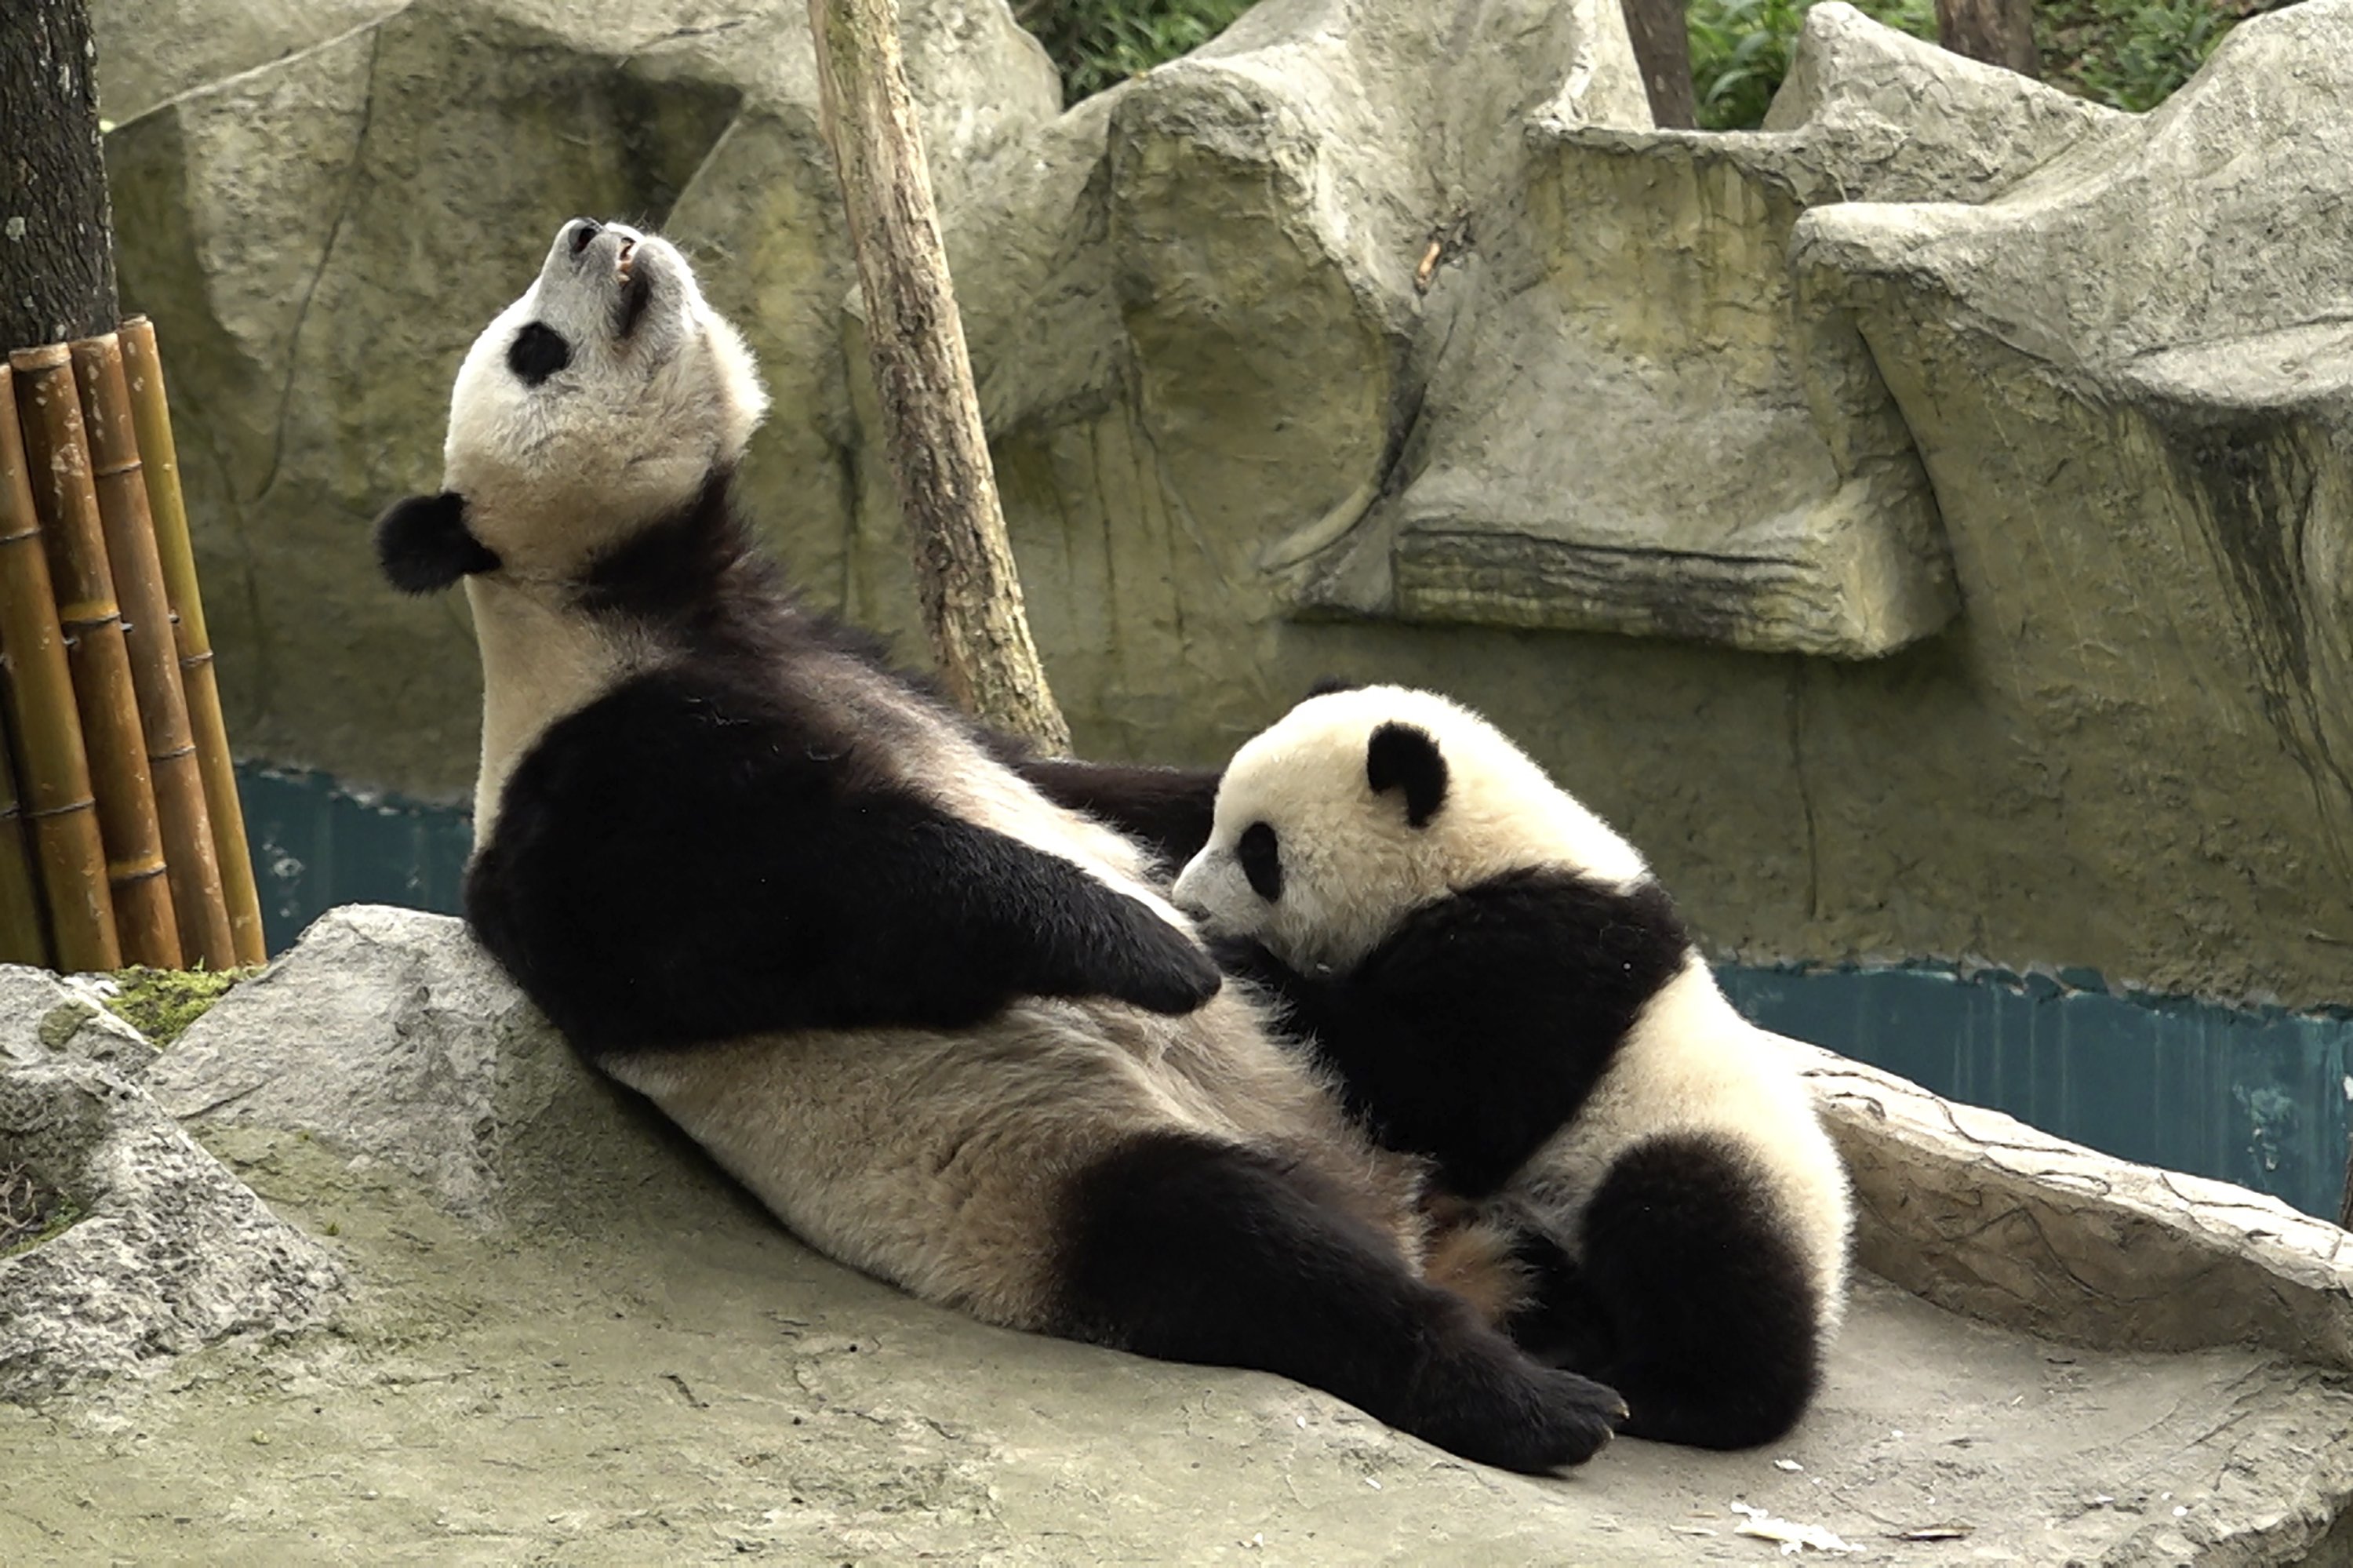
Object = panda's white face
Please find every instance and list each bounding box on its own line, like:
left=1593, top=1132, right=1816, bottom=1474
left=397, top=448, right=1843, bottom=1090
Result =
left=442, top=218, right=767, bottom=578
left=1172, top=686, right=1650, bottom=973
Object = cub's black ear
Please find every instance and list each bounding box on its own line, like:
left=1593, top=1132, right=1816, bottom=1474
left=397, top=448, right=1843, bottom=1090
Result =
left=1366, top=721, right=1447, bottom=828
left=1304, top=676, right=1361, bottom=699
left=374, top=492, right=500, bottom=594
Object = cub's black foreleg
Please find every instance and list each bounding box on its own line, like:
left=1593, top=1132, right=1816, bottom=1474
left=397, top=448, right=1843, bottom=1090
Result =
left=1548, top=1133, right=1823, bottom=1450
left=1056, top=1131, right=1626, bottom=1473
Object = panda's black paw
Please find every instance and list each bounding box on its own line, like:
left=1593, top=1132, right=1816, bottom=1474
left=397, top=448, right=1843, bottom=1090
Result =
left=1404, top=1334, right=1628, bottom=1474
left=1097, top=900, right=1224, bottom=1016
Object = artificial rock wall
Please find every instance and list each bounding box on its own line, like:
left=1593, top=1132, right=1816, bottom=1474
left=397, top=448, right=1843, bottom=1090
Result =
left=92, top=0, right=2353, bottom=1008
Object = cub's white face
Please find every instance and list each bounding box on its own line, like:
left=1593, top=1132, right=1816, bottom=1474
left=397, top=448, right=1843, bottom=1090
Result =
left=443, top=218, right=767, bottom=577
left=1172, top=686, right=1650, bottom=973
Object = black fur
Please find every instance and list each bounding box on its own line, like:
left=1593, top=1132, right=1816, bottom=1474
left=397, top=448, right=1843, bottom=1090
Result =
left=1366, top=722, right=1448, bottom=828
left=1236, top=820, right=1282, bottom=902
left=373, top=492, right=500, bottom=593
left=506, top=322, right=572, bottom=385
left=1220, top=869, right=1689, bottom=1195
left=1058, top=1130, right=1626, bottom=1473
left=464, top=479, right=1219, bottom=1060
left=1554, top=1133, right=1823, bottom=1449
left=1012, top=758, right=1221, bottom=871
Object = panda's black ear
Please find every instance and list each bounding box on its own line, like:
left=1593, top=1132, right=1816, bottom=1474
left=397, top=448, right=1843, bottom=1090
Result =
left=374, top=492, right=500, bottom=595
left=1366, top=721, right=1447, bottom=828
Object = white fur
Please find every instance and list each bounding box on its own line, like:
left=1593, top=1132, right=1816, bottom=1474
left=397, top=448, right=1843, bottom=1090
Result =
left=447, top=221, right=760, bottom=839
left=1176, top=686, right=1852, bottom=1332
left=445, top=223, right=766, bottom=583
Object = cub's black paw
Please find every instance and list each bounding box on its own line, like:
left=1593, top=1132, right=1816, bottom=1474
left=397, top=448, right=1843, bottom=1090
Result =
left=1406, top=1333, right=1628, bottom=1474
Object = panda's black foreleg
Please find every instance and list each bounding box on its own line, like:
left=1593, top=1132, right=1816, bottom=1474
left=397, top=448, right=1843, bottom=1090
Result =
left=1056, top=1130, right=1627, bottom=1473
left=1547, top=1133, right=1824, bottom=1450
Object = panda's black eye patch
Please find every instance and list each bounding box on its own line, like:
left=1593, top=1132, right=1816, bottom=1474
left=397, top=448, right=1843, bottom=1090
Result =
left=507, top=321, right=572, bottom=385
left=1238, top=821, right=1282, bottom=903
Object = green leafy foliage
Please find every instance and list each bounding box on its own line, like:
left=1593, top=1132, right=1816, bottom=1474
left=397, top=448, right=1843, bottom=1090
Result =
left=2044, top=0, right=2241, bottom=113
left=1017, top=0, right=1257, bottom=101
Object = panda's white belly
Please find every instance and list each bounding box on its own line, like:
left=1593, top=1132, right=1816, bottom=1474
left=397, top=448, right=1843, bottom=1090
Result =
left=1513, top=958, right=1853, bottom=1315
left=602, top=984, right=1424, bottom=1330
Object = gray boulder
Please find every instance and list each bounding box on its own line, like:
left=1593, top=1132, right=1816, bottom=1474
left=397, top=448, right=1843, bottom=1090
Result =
left=147, top=902, right=694, bottom=1228
left=9, top=902, right=2353, bottom=1563
left=0, top=967, right=158, bottom=1077
left=0, top=1053, right=343, bottom=1402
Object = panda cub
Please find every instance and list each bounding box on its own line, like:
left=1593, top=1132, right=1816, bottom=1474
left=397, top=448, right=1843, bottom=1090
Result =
left=372, top=219, right=1629, bottom=1473
left=1173, top=685, right=1853, bottom=1449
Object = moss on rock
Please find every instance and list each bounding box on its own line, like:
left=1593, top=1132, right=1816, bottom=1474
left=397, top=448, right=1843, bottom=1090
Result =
left=105, top=966, right=258, bottom=1046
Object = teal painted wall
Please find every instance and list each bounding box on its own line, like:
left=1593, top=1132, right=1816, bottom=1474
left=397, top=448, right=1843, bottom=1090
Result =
left=231, top=766, right=2353, bottom=1221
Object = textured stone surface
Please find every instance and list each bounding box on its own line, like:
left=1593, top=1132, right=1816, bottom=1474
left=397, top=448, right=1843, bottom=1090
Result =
left=0, top=1057, right=344, bottom=1402
left=1790, top=1037, right=2353, bottom=1371
left=0, top=967, right=158, bottom=1077
left=90, top=0, right=402, bottom=123
left=146, top=904, right=672, bottom=1225
left=5, top=906, right=2350, bottom=1562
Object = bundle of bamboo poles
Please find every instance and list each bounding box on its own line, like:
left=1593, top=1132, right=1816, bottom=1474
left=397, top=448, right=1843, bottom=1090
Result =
left=0, top=317, right=264, bottom=973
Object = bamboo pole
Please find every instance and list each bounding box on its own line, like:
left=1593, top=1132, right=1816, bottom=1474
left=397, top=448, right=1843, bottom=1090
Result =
left=70, top=333, right=235, bottom=970
left=0, top=363, right=118, bottom=971
left=119, top=318, right=265, bottom=966
left=808, top=0, right=1072, bottom=753
left=8, top=344, right=180, bottom=968
left=0, top=704, right=53, bottom=967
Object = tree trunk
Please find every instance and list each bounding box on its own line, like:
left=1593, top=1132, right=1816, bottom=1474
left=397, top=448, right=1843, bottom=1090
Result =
left=1, top=0, right=118, bottom=352
left=1935, top=0, right=2040, bottom=78
left=807, top=0, right=1073, bottom=754
left=1620, top=0, right=1697, bottom=129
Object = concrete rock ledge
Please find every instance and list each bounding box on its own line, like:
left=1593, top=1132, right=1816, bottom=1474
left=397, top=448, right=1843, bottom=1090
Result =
left=3, top=905, right=2351, bottom=1563
left=1791, top=1039, right=2353, bottom=1370
left=0, top=1010, right=344, bottom=1402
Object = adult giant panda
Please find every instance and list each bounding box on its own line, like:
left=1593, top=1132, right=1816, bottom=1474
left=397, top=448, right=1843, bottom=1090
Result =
left=370, top=218, right=1628, bottom=1472
left=1169, top=685, right=1853, bottom=1450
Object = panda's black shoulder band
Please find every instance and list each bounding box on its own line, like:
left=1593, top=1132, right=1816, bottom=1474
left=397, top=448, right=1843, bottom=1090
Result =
left=375, top=491, right=500, bottom=594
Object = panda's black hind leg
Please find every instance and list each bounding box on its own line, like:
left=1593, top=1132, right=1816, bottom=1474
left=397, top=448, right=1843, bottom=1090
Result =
left=1552, top=1132, right=1823, bottom=1450
left=1057, top=1130, right=1627, bottom=1473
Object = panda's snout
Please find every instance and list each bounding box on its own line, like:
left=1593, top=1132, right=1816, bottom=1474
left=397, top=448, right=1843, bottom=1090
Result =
left=565, top=217, right=602, bottom=256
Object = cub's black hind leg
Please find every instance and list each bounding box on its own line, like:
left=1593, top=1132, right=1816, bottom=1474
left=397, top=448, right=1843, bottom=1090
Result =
left=1566, top=1133, right=1823, bottom=1450
left=1056, top=1131, right=1627, bottom=1474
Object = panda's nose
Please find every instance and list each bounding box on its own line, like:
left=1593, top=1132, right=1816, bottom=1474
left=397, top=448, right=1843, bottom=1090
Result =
left=565, top=218, right=602, bottom=256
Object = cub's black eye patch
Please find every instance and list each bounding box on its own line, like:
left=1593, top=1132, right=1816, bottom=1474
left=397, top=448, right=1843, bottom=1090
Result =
left=507, top=321, right=572, bottom=385
left=1238, top=821, right=1282, bottom=903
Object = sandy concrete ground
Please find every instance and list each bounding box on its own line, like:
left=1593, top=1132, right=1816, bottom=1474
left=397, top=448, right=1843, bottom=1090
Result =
left=5, top=1107, right=2348, bottom=1568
